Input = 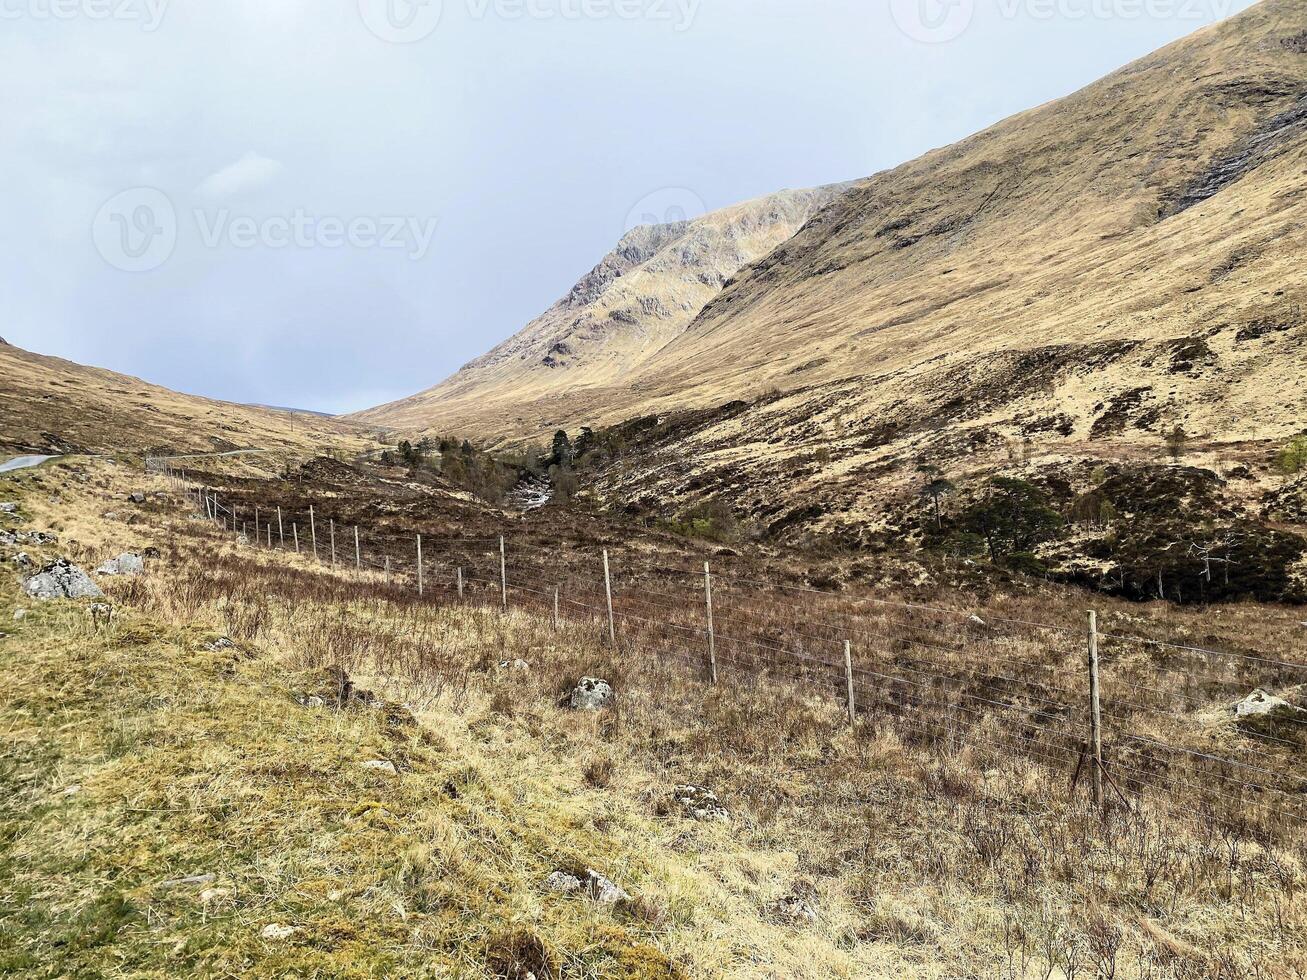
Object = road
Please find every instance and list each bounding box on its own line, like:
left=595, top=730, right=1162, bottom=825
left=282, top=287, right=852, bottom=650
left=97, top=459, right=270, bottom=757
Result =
left=0, top=455, right=61, bottom=475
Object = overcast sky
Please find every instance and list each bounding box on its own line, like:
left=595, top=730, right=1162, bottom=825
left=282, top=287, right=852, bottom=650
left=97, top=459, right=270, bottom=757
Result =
left=0, top=0, right=1256, bottom=414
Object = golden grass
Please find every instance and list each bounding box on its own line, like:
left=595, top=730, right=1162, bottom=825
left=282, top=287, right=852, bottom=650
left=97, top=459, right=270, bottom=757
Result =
left=3, top=460, right=1306, bottom=978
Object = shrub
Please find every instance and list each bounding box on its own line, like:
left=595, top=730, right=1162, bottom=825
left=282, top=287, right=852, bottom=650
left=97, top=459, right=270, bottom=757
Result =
left=1275, top=436, right=1307, bottom=475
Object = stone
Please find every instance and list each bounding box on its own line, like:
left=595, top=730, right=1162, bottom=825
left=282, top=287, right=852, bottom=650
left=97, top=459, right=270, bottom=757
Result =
left=127, top=492, right=146, bottom=504
left=584, top=870, right=630, bottom=905
left=361, top=760, right=397, bottom=775
left=88, top=603, right=114, bottom=628
left=0, top=531, right=15, bottom=546
left=13, top=609, right=28, bottom=622
left=772, top=895, right=819, bottom=924
left=568, top=677, right=614, bottom=711
left=11, top=552, right=33, bottom=570
left=18, top=531, right=57, bottom=545
left=0, top=503, right=16, bottom=514
left=59, top=784, right=81, bottom=796
left=205, top=637, right=236, bottom=652
left=260, top=923, right=296, bottom=941
left=967, top=614, right=987, bottom=626
left=141, top=546, right=162, bottom=559
left=543, top=871, right=583, bottom=894
left=95, top=553, right=145, bottom=577
left=671, top=784, right=730, bottom=823
left=199, top=887, right=231, bottom=905
left=1234, top=689, right=1304, bottom=720
left=498, top=658, right=531, bottom=671
left=23, top=560, right=104, bottom=600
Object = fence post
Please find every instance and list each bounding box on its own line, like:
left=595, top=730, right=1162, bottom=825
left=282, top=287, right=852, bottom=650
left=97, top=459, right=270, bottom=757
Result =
left=603, top=549, right=616, bottom=648
left=354, top=526, right=361, bottom=572
left=499, top=536, right=508, bottom=612
left=255, top=506, right=259, bottom=543
left=267, top=524, right=271, bottom=548
left=1088, top=610, right=1103, bottom=809
left=844, top=640, right=856, bottom=729
left=553, top=587, right=560, bottom=630
left=330, top=520, right=337, bottom=568
left=416, top=535, right=424, bottom=596
left=293, top=523, right=300, bottom=553
left=457, top=567, right=464, bottom=599
left=277, top=506, right=284, bottom=546
left=310, top=506, right=319, bottom=561
left=704, top=562, right=718, bottom=684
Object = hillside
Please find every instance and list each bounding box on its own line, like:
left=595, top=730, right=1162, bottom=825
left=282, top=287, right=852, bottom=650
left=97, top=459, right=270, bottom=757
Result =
left=356, top=1, right=1307, bottom=529
left=352, top=185, right=849, bottom=437
left=0, top=340, right=374, bottom=458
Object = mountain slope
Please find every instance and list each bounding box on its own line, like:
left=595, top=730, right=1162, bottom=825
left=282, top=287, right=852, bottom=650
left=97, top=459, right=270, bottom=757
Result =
left=0, top=340, right=371, bottom=457
left=360, top=1, right=1305, bottom=475
left=352, top=185, right=849, bottom=437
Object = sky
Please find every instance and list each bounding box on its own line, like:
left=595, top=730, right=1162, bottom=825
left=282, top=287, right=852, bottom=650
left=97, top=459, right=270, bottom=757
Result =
left=0, top=0, right=1258, bottom=414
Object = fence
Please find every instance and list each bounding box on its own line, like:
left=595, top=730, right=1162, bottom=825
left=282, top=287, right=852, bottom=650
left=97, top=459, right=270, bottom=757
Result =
left=155, top=462, right=1307, bottom=829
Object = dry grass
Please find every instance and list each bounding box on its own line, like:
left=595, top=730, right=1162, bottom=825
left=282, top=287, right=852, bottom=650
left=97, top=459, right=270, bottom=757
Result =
left=3, top=459, right=1305, bottom=977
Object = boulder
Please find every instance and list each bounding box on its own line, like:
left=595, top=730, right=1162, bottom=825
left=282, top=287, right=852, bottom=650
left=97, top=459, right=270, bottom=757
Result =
left=584, top=870, right=630, bottom=905
left=0, top=531, right=15, bottom=546
left=1234, top=689, right=1304, bottom=720
left=205, top=637, right=237, bottom=652
left=18, top=531, right=57, bottom=545
left=127, top=492, right=146, bottom=504
left=11, top=552, right=32, bottom=570
left=568, top=677, right=614, bottom=711
left=23, top=560, right=104, bottom=600
left=543, top=871, right=583, bottom=894
left=95, top=553, right=145, bottom=577
left=671, top=784, right=730, bottom=823
left=0, top=503, right=16, bottom=514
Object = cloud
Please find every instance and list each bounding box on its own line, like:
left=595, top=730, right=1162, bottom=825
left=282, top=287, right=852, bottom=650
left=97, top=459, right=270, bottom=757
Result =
left=195, top=151, right=284, bottom=200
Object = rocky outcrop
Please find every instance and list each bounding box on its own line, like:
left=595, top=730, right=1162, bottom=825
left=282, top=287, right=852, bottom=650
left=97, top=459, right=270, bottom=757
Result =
left=23, top=560, right=104, bottom=600
left=567, top=677, right=614, bottom=711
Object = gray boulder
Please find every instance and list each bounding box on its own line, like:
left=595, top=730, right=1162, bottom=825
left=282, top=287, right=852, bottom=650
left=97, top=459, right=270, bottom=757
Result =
left=584, top=870, right=630, bottom=905
left=11, top=552, right=32, bottom=570
left=672, top=784, right=730, bottom=823
left=127, top=492, right=146, bottom=504
left=18, top=531, right=57, bottom=545
left=0, top=531, right=15, bottom=546
left=568, top=677, right=614, bottom=711
left=543, top=871, right=582, bottom=894
left=1235, top=689, right=1304, bottom=720
left=24, top=560, right=104, bottom=600
left=0, top=503, right=16, bottom=514
left=95, top=553, right=145, bottom=577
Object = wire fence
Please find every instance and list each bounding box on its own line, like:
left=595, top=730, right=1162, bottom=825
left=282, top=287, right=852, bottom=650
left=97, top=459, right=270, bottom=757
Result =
left=157, top=461, right=1307, bottom=830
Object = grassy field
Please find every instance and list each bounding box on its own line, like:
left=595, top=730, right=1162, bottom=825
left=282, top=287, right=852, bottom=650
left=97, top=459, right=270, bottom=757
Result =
left=2, top=458, right=1306, bottom=978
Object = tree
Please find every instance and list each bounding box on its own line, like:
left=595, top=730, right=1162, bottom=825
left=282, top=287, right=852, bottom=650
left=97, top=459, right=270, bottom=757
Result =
left=917, top=465, right=954, bottom=531
left=574, top=427, right=595, bottom=459
left=1165, top=425, right=1188, bottom=460
left=960, top=477, right=1064, bottom=563
left=550, top=430, right=573, bottom=468
left=398, top=440, right=414, bottom=464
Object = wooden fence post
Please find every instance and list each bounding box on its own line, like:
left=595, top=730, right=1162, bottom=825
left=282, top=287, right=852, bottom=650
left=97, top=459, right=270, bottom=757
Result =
left=1088, top=610, right=1103, bottom=808
left=310, top=506, right=318, bottom=561
left=255, top=506, right=259, bottom=543
left=553, top=587, right=560, bottom=630
left=844, top=640, right=856, bottom=729
left=330, top=520, right=337, bottom=568
left=417, top=535, right=424, bottom=596
left=293, top=523, right=300, bottom=554
left=267, top=524, right=271, bottom=548
left=705, top=562, right=718, bottom=684
left=499, top=536, right=508, bottom=612
left=457, top=567, right=464, bottom=599
left=603, top=549, right=616, bottom=648
left=354, top=526, right=361, bottom=572
left=277, top=506, right=284, bottom=546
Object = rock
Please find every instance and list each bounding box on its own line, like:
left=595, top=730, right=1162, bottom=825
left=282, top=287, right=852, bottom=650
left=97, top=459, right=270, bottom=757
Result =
left=543, top=871, right=583, bottom=894
left=967, top=614, right=987, bottom=626
left=95, top=553, right=145, bottom=577
left=260, top=923, right=296, bottom=941
left=584, top=870, right=630, bottom=905
left=141, top=546, right=162, bottom=560
left=23, top=560, right=104, bottom=600
left=0, top=503, right=16, bottom=514
left=127, top=492, right=146, bottom=504
left=101, top=511, right=120, bottom=521
left=498, top=659, right=531, bottom=671
left=361, top=760, right=397, bottom=775
left=205, top=637, right=236, bottom=652
left=199, top=887, right=231, bottom=905
left=59, top=784, right=81, bottom=796
left=772, top=894, right=819, bottom=924
left=568, top=677, right=614, bottom=711
left=0, top=531, right=15, bottom=546
left=1234, top=689, right=1304, bottom=720
left=11, top=552, right=33, bottom=570
left=88, top=603, right=114, bottom=628
left=13, top=609, right=28, bottom=622
left=671, top=784, right=730, bottom=823
left=18, top=531, right=57, bottom=545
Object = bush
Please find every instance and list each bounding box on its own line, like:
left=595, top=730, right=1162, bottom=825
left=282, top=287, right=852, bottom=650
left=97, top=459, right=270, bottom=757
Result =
left=1275, top=437, right=1307, bottom=475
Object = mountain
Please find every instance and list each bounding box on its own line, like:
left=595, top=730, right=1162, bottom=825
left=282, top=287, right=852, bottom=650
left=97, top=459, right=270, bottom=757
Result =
left=351, top=184, right=850, bottom=439
left=358, top=0, right=1306, bottom=478
left=0, top=341, right=370, bottom=457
